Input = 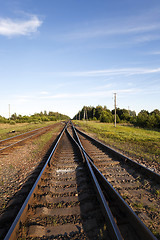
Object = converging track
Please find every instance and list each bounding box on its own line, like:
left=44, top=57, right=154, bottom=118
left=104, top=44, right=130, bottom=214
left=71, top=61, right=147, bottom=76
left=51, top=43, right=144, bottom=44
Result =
left=0, top=121, right=159, bottom=240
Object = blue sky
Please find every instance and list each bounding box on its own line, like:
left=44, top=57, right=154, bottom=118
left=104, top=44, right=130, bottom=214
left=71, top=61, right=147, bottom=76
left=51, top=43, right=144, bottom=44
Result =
left=0, top=0, right=160, bottom=118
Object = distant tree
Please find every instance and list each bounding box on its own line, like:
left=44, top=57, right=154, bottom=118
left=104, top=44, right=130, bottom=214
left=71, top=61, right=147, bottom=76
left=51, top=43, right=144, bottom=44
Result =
left=41, top=116, right=49, bottom=121
left=73, top=105, right=160, bottom=129
left=112, top=108, right=130, bottom=122
left=86, top=106, right=94, bottom=119
left=136, top=110, right=149, bottom=127
left=0, top=115, right=7, bottom=123
left=130, top=116, right=137, bottom=125
left=93, top=117, right=97, bottom=121
left=48, top=111, right=54, bottom=116
left=100, top=111, right=113, bottom=123
left=44, top=110, right=47, bottom=115
left=147, top=114, right=157, bottom=128
left=129, top=110, right=136, bottom=117
left=121, top=111, right=130, bottom=122
left=150, top=109, right=160, bottom=128
left=11, top=113, right=17, bottom=120
left=95, top=105, right=103, bottom=120
left=92, top=108, right=96, bottom=119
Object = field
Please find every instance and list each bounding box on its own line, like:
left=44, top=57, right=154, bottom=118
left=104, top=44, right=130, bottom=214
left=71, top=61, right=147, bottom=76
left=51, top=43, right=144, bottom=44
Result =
left=74, top=121, right=160, bottom=165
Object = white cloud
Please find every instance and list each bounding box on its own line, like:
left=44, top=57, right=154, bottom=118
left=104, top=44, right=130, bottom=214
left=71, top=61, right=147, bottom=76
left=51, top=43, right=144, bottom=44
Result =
left=40, top=91, right=49, bottom=95
left=0, top=15, right=42, bottom=37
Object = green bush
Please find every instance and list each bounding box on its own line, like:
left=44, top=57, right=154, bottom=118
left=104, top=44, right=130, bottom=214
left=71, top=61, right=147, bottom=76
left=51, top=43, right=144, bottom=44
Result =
left=100, top=111, right=113, bottom=123
left=9, top=120, right=16, bottom=125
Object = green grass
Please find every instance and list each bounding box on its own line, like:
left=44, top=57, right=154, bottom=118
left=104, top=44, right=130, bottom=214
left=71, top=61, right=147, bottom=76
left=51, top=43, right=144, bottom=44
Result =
left=74, top=121, right=160, bottom=164
left=32, top=125, right=61, bottom=154
left=154, top=188, right=160, bottom=197
left=133, top=201, right=144, bottom=209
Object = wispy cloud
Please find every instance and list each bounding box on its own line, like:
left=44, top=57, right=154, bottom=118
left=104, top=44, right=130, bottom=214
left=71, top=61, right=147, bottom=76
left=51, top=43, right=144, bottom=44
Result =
left=12, top=94, right=32, bottom=104
left=56, top=9, right=160, bottom=45
left=92, top=83, right=114, bottom=90
left=0, top=15, right=42, bottom=37
left=133, top=34, right=160, bottom=43
left=148, top=51, right=160, bottom=55
left=61, top=23, right=160, bottom=41
left=50, top=67, right=160, bottom=78
left=40, top=88, right=138, bottom=100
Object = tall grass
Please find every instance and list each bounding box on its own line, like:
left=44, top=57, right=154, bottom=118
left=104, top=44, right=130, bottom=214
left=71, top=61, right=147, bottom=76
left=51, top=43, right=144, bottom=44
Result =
left=74, top=121, right=160, bottom=163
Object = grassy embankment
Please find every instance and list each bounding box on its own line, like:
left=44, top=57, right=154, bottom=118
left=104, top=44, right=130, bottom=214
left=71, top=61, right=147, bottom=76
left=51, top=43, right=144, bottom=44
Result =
left=74, top=121, right=160, bottom=164
left=0, top=121, right=59, bottom=141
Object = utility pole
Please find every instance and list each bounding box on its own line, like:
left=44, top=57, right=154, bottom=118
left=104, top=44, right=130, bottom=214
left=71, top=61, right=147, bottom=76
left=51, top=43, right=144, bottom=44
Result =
left=79, top=111, right=80, bottom=120
left=86, top=108, right=88, bottom=121
left=83, top=108, right=86, bottom=120
left=114, top=93, right=117, bottom=127
left=93, top=108, right=95, bottom=119
left=9, top=104, right=10, bottom=120
left=128, top=106, right=130, bottom=116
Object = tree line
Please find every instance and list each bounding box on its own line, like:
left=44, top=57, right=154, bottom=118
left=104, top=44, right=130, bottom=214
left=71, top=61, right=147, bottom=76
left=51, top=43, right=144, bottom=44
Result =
left=0, top=111, right=70, bottom=124
left=73, top=106, right=160, bottom=129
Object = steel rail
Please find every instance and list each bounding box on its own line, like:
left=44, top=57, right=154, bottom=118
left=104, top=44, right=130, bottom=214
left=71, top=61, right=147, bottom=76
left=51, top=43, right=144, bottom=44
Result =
left=0, top=125, right=49, bottom=143
left=66, top=127, right=123, bottom=240
left=75, top=127, right=160, bottom=184
left=4, top=122, right=68, bottom=240
left=89, top=157, right=157, bottom=240
left=0, top=125, right=52, bottom=152
left=70, top=123, right=157, bottom=240
left=0, top=129, right=46, bottom=152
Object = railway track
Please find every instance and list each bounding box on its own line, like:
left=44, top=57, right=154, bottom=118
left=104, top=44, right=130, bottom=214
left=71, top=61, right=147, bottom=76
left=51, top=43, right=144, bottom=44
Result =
left=0, top=125, right=54, bottom=153
left=0, top=122, right=64, bottom=216
left=0, top=122, right=158, bottom=239
left=71, top=124, right=160, bottom=239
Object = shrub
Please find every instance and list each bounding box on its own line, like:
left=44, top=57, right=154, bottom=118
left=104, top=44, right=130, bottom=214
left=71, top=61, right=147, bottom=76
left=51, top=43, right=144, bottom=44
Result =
left=9, top=120, right=16, bottom=125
